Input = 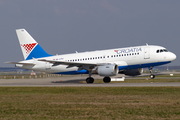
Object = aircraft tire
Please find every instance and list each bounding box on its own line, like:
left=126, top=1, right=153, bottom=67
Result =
left=86, top=77, right=94, bottom=83
left=150, top=74, right=155, bottom=79
left=103, top=77, right=111, bottom=83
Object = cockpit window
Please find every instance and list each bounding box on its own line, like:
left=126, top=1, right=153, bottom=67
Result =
left=156, top=49, right=168, bottom=53
left=163, top=49, right=168, bottom=52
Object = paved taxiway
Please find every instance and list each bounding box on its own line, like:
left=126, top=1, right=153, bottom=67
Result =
left=0, top=74, right=180, bottom=87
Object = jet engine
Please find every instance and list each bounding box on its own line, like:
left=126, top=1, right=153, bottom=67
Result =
left=123, top=68, right=143, bottom=76
left=97, top=64, right=119, bottom=76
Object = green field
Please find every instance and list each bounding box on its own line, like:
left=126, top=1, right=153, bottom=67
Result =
left=0, top=87, right=180, bottom=119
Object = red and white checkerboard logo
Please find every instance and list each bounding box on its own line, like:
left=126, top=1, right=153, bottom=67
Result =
left=21, top=43, right=37, bottom=56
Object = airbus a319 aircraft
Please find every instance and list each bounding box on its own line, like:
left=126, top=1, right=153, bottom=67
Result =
left=6, top=29, right=176, bottom=83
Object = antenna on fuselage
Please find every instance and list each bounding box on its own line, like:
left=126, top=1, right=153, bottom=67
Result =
left=146, top=43, right=148, bottom=46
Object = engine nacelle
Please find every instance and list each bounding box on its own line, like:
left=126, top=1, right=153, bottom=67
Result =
left=97, top=64, right=119, bottom=76
left=123, top=68, right=143, bottom=76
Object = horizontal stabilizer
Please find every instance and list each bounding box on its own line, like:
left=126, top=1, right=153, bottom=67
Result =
left=5, top=61, right=35, bottom=65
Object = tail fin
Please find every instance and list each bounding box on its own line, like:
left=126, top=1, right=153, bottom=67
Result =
left=16, top=29, right=52, bottom=60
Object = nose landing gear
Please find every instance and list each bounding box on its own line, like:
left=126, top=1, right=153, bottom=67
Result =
left=150, top=74, right=155, bottom=79
left=149, top=67, right=155, bottom=79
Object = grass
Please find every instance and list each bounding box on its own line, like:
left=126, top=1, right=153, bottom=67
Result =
left=0, top=87, right=180, bottom=119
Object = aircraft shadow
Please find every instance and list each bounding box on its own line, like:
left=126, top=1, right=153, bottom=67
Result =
left=51, top=79, right=85, bottom=84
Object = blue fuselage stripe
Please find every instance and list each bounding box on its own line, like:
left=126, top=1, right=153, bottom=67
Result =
left=53, top=61, right=171, bottom=75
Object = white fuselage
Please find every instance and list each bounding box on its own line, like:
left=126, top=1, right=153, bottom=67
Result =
left=17, top=45, right=176, bottom=75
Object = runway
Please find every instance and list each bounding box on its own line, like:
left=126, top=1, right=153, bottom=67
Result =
left=0, top=75, right=180, bottom=87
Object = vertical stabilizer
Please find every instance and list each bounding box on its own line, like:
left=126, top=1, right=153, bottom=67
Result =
left=16, top=29, right=52, bottom=60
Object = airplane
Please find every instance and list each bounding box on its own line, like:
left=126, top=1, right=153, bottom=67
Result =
left=6, top=29, right=176, bottom=83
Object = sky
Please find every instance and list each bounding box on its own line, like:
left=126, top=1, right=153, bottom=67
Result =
left=0, top=0, right=179, bottom=67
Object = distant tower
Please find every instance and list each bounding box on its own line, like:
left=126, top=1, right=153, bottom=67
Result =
left=167, top=66, right=169, bottom=71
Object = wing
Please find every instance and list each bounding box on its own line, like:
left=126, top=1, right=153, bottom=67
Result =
left=38, top=59, right=98, bottom=70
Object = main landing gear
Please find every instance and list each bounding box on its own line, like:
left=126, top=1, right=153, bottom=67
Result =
left=86, top=76, right=111, bottom=83
left=86, top=71, right=111, bottom=83
left=149, top=67, right=155, bottom=79
left=86, top=77, right=94, bottom=83
left=103, top=77, right=111, bottom=83
left=86, top=71, right=94, bottom=83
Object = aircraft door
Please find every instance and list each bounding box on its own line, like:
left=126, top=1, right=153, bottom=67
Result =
left=144, top=47, right=150, bottom=59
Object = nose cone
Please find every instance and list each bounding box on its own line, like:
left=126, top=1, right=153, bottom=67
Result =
left=170, top=52, right=176, bottom=62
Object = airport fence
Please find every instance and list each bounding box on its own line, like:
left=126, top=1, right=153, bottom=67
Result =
left=0, top=74, right=62, bottom=79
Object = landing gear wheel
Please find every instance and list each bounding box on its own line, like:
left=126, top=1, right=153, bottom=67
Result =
left=149, top=66, right=155, bottom=79
left=86, top=77, right=94, bottom=83
left=150, top=74, right=155, bottom=79
left=103, top=77, right=111, bottom=83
